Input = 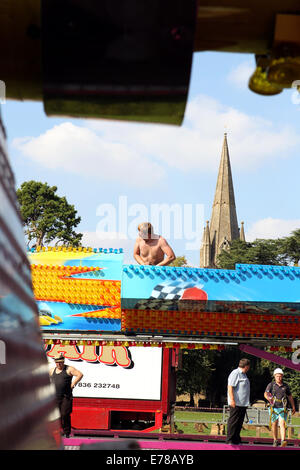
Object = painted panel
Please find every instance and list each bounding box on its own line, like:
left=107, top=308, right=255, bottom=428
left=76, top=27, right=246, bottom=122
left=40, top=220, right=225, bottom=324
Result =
left=121, top=264, right=300, bottom=340
left=28, top=249, right=123, bottom=332
left=28, top=250, right=300, bottom=341
left=46, top=345, right=163, bottom=400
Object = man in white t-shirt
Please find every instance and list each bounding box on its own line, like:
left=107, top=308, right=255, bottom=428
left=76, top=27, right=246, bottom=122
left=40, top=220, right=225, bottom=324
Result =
left=226, top=358, right=250, bottom=445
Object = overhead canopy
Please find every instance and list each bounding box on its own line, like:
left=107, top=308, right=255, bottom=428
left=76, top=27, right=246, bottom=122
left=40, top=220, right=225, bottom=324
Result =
left=194, top=1, right=300, bottom=54
left=2, top=1, right=300, bottom=115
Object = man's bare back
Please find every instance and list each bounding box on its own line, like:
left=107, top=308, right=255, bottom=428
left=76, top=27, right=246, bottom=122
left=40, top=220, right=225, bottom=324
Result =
left=134, top=223, right=175, bottom=266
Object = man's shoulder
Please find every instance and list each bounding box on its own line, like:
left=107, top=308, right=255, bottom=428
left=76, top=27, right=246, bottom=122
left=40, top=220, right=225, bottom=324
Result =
left=227, top=368, right=240, bottom=386
left=228, top=368, right=239, bottom=377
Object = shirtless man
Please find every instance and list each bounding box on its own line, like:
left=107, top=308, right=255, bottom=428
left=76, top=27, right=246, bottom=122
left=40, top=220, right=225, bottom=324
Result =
left=133, top=222, right=176, bottom=266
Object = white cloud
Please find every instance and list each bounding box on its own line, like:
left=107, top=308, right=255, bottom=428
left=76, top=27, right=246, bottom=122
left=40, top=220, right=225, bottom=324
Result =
left=81, top=231, right=135, bottom=264
left=12, top=122, right=165, bottom=188
left=246, top=217, right=300, bottom=241
left=184, top=96, right=299, bottom=171
left=87, top=95, right=300, bottom=173
left=227, top=60, right=254, bottom=89
left=12, top=95, right=300, bottom=184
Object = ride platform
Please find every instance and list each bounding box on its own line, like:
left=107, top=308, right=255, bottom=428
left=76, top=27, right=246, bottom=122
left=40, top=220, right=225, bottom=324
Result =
left=62, top=432, right=300, bottom=451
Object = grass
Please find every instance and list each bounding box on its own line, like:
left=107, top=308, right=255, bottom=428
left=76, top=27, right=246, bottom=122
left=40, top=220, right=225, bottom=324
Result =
left=174, top=410, right=300, bottom=439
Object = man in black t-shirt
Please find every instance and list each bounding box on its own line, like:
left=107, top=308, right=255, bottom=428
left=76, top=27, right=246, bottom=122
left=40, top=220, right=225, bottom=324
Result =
left=50, top=355, right=83, bottom=438
left=264, top=368, right=296, bottom=447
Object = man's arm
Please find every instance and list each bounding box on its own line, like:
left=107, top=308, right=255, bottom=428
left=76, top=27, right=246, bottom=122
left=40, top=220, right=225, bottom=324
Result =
left=156, top=238, right=176, bottom=266
left=68, top=366, right=83, bottom=389
left=133, top=239, right=145, bottom=265
left=228, top=385, right=236, bottom=407
left=227, top=370, right=239, bottom=407
left=288, top=394, right=296, bottom=414
left=264, top=384, right=272, bottom=402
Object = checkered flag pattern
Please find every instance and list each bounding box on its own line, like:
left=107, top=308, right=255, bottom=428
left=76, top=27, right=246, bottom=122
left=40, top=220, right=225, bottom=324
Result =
left=134, top=282, right=198, bottom=311
left=150, top=284, right=185, bottom=300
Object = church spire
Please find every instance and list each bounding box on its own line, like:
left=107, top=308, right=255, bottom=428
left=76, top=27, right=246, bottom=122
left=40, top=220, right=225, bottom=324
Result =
left=209, top=133, right=240, bottom=266
left=240, top=221, right=245, bottom=241
left=200, top=220, right=211, bottom=268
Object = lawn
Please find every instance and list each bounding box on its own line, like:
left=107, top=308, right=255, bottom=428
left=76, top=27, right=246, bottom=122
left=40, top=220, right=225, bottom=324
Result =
left=174, top=410, right=300, bottom=439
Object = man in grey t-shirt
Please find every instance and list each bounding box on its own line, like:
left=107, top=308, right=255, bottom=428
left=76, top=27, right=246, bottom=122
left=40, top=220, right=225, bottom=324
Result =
left=226, top=358, right=250, bottom=445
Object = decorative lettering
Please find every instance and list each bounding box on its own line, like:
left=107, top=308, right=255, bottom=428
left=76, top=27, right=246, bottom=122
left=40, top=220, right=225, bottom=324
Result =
left=98, top=346, right=131, bottom=367
left=47, top=344, right=132, bottom=368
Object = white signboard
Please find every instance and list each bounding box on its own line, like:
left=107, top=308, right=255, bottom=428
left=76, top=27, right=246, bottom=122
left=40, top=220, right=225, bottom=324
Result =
left=46, top=345, right=163, bottom=401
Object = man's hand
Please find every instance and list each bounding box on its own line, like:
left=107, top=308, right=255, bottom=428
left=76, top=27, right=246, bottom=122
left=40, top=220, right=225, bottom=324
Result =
left=68, top=366, right=83, bottom=389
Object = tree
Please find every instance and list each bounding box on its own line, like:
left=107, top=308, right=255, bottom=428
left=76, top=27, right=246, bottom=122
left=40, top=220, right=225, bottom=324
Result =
left=205, top=347, right=241, bottom=407
left=169, top=255, right=189, bottom=267
left=216, top=240, right=253, bottom=269
left=217, top=238, right=288, bottom=269
left=17, top=180, right=83, bottom=248
left=176, top=349, right=216, bottom=406
left=283, top=368, right=300, bottom=402
left=281, top=229, right=300, bottom=265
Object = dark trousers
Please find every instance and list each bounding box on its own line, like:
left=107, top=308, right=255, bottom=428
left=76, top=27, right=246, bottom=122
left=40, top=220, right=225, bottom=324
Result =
left=226, top=406, right=247, bottom=444
left=57, top=395, right=73, bottom=436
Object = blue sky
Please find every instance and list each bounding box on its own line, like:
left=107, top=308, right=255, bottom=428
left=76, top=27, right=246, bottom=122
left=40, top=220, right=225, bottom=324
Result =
left=3, top=51, right=300, bottom=266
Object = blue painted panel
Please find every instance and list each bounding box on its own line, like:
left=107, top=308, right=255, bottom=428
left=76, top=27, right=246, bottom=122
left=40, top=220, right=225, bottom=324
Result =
left=121, top=263, right=300, bottom=307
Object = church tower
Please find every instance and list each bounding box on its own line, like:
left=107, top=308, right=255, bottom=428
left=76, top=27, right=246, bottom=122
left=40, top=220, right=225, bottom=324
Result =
left=200, top=133, right=245, bottom=268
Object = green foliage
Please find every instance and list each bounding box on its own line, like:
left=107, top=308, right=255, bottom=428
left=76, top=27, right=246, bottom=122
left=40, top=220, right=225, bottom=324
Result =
left=216, top=240, right=253, bottom=269
left=176, top=350, right=216, bottom=404
left=205, top=347, right=243, bottom=406
left=169, top=256, right=189, bottom=267
left=17, top=180, right=82, bottom=248
left=284, top=369, right=300, bottom=401
left=281, top=228, right=300, bottom=265
left=217, top=238, right=290, bottom=269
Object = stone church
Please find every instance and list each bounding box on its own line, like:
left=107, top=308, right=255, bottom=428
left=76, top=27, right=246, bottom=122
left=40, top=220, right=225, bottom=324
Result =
left=200, top=133, right=245, bottom=268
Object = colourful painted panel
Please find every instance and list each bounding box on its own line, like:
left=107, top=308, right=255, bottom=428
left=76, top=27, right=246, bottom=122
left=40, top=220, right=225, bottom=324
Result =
left=121, top=264, right=300, bottom=340
left=28, top=248, right=123, bottom=332
left=28, top=249, right=300, bottom=342
left=121, top=264, right=300, bottom=305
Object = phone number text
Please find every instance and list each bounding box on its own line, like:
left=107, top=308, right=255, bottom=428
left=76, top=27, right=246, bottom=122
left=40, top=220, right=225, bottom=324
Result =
left=78, top=382, right=120, bottom=389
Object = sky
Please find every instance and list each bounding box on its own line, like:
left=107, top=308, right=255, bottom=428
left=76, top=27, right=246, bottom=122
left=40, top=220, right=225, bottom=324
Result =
left=3, top=51, right=300, bottom=266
